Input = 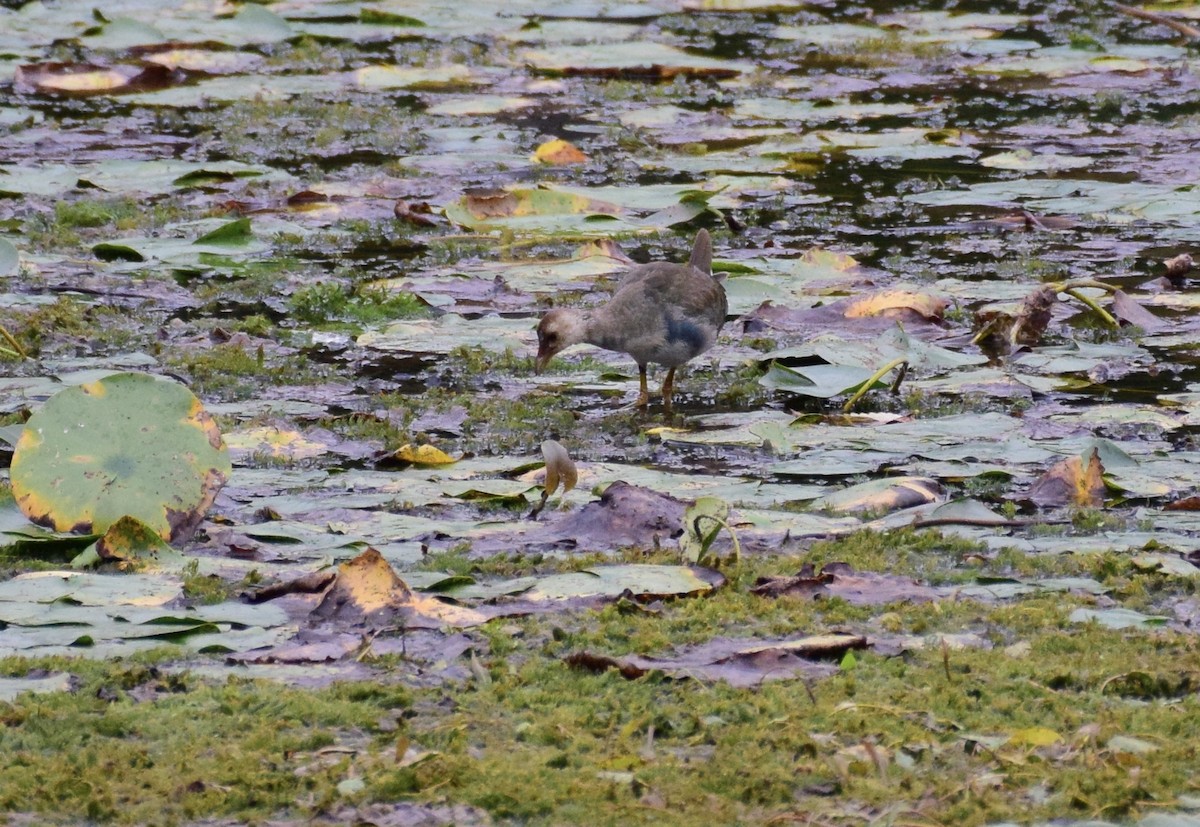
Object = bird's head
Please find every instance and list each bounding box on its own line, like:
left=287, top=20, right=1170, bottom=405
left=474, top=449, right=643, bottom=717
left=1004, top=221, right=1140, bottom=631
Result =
left=535, top=308, right=586, bottom=374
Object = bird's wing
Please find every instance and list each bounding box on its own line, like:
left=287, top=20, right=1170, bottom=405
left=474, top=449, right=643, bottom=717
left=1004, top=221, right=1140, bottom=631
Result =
left=610, top=266, right=727, bottom=328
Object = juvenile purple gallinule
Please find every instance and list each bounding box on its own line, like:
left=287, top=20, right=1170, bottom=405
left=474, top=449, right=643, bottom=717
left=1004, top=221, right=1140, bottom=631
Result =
left=535, top=230, right=727, bottom=411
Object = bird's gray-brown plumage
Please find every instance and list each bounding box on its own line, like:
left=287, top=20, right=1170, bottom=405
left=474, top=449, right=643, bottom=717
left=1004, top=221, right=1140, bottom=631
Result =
left=535, top=230, right=727, bottom=411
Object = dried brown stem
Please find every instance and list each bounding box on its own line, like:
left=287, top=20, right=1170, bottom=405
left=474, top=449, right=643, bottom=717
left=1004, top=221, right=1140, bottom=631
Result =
left=1113, top=2, right=1200, bottom=39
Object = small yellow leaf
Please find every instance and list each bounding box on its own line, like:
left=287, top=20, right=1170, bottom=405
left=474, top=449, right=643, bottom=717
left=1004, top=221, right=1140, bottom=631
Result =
left=1008, top=727, right=1062, bottom=747
left=396, top=444, right=457, bottom=465
left=225, top=426, right=327, bottom=460
left=533, top=138, right=588, bottom=165
left=644, top=426, right=689, bottom=436
left=844, top=290, right=945, bottom=321
left=37, top=69, right=133, bottom=92
left=800, top=248, right=859, bottom=271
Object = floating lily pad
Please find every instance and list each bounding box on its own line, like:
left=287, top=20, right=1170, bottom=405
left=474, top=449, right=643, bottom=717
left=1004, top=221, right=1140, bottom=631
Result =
left=0, top=239, right=17, bottom=276
left=0, top=673, right=74, bottom=701
left=10, top=373, right=231, bottom=542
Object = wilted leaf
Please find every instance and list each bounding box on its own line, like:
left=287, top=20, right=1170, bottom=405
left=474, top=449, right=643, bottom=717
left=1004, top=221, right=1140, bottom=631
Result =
left=977, top=284, right=1057, bottom=349
left=751, top=562, right=941, bottom=605
left=1027, top=447, right=1106, bottom=508
left=10, top=373, right=230, bottom=542
left=311, top=548, right=486, bottom=628
left=1164, top=253, right=1194, bottom=280
left=72, top=515, right=187, bottom=571
left=565, top=633, right=865, bottom=687
left=534, top=138, right=587, bottom=165
left=1111, top=289, right=1168, bottom=332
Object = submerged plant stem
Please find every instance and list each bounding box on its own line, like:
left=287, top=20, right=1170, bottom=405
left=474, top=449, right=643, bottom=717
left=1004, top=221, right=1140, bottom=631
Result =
left=1062, top=287, right=1119, bottom=329
left=843, top=358, right=908, bottom=412
left=0, top=323, right=27, bottom=359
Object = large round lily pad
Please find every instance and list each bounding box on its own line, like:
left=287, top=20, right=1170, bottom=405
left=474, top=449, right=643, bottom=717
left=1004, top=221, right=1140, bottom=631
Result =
left=11, top=372, right=231, bottom=542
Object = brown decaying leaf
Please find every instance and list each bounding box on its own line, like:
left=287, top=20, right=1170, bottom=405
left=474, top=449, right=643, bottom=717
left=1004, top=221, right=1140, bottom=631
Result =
left=311, top=548, right=487, bottom=628
left=1027, top=448, right=1106, bottom=508
left=394, top=199, right=439, bottom=227
left=565, top=633, right=866, bottom=687
left=751, top=562, right=941, bottom=605
left=1011, top=284, right=1058, bottom=345
left=977, top=284, right=1057, bottom=350
left=1165, top=495, right=1200, bottom=512
left=546, top=481, right=686, bottom=549
left=245, top=570, right=338, bottom=603
left=1111, top=289, right=1168, bottom=332
left=1164, top=253, right=1194, bottom=280
left=975, top=211, right=1079, bottom=232
left=287, top=190, right=331, bottom=207
left=557, top=63, right=738, bottom=81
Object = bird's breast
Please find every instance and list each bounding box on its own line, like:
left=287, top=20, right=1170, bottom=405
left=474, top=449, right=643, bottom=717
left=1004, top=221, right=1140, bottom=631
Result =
left=664, top=315, right=708, bottom=355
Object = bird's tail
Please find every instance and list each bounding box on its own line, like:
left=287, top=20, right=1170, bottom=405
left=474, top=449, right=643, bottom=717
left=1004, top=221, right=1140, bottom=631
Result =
left=689, top=229, right=713, bottom=276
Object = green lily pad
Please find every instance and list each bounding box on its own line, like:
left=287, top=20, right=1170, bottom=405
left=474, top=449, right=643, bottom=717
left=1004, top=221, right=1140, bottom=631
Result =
left=759, top=361, right=885, bottom=398
left=71, top=515, right=188, bottom=570
left=0, top=238, right=17, bottom=276
left=10, top=373, right=231, bottom=542
left=1068, top=607, right=1169, bottom=629
left=680, top=497, right=733, bottom=564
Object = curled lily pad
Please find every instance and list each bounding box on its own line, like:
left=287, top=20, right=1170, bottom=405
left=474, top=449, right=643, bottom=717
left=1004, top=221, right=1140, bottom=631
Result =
left=10, top=373, right=230, bottom=542
left=70, top=515, right=187, bottom=571
left=541, top=439, right=578, bottom=496
left=529, top=439, right=578, bottom=519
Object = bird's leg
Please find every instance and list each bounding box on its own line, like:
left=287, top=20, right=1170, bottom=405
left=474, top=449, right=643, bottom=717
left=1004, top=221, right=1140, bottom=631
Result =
left=661, top=367, right=676, bottom=413
left=636, top=364, right=649, bottom=408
